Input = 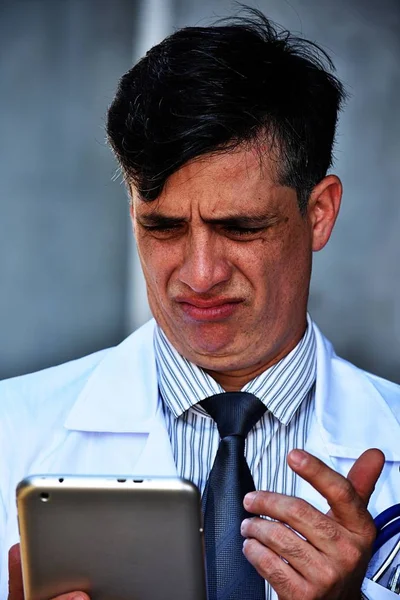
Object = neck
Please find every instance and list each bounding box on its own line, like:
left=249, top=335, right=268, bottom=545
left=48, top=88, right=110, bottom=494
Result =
left=204, top=325, right=307, bottom=392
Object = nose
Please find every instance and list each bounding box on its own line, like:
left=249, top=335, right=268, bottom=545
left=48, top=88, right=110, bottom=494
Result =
left=178, top=230, right=232, bottom=293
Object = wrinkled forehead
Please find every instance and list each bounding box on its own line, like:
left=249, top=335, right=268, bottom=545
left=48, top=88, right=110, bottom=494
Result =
left=130, top=146, right=283, bottom=214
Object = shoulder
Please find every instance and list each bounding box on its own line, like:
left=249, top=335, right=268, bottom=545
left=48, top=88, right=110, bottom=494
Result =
left=333, top=352, right=400, bottom=411
left=0, top=321, right=157, bottom=512
left=357, top=368, right=400, bottom=418
left=0, top=320, right=156, bottom=434
left=0, top=348, right=111, bottom=497
left=0, top=348, right=110, bottom=430
left=0, top=320, right=156, bottom=415
left=313, top=320, right=400, bottom=419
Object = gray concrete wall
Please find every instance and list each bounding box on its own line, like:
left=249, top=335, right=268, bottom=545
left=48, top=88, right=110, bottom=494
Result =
left=0, top=0, right=136, bottom=379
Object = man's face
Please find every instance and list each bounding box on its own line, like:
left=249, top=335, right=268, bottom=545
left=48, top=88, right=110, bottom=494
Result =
left=131, top=148, right=323, bottom=376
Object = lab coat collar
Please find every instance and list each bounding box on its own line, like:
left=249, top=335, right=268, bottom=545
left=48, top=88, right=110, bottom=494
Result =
left=64, top=318, right=400, bottom=460
left=64, top=320, right=160, bottom=433
left=312, top=322, right=400, bottom=461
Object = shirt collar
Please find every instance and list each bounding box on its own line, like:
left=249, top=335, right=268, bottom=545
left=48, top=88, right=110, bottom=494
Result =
left=62, top=318, right=400, bottom=460
left=154, top=315, right=316, bottom=426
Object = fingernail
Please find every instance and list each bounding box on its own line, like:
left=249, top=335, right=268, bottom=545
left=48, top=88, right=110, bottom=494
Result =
left=244, top=491, right=256, bottom=507
left=241, top=518, right=250, bottom=533
left=290, top=449, right=307, bottom=467
left=70, top=595, right=86, bottom=600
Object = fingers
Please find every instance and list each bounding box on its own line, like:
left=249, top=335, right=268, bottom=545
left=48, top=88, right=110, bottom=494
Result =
left=242, top=528, right=365, bottom=600
left=285, top=449, right=377, bottom=534
left=241, top=450, right=381, bottom=599
left=243, top=448, right=380, bottom=547
left=243, top=491, right=351, bottom=554
left=346, top=448, right=385, bottom=504
left=242, top=537, right=308, bottom=599
left=241, top=517, right=323, bottom=578
left=8, top=544, right=24, bottom=600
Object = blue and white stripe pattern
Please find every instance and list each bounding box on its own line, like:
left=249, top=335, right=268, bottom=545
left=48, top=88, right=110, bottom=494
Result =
left=154, top=317, right=316, bottom=599
left=154, top=315, right=316, bottom=498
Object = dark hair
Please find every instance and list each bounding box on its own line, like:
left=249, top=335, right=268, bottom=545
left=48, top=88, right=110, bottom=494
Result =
left=106, top=8, right=346, bottom=213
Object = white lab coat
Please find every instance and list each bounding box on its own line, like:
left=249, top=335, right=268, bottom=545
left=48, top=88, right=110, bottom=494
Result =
left=1, top=319, right=400, bottom=599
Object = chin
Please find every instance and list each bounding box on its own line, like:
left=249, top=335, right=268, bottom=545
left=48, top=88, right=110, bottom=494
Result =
left=176, top=329, right=240, bottom=362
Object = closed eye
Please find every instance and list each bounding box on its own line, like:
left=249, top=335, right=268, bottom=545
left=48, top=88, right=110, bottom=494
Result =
left=221, top=226, right=265, bottom=237
left=139, top=222, right=186, bottom=238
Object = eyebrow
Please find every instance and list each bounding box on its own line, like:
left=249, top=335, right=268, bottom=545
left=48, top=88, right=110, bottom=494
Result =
left=136, top=212, right=280, bottom=228
left=137, top=214, right=184, bottom=227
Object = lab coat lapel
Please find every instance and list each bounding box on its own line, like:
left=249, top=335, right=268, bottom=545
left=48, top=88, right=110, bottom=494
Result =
left=132, top=405, right=177, bottom=476
left=299, top=322, right=400, bottom=516
left=294, top=402, right=335, bottom=514
left=311, top=322, right=400, bottom=462
left=309, top=323, right=400, bottom=593
left=36, top=412, right=177, bottom=478
left=42, top=320, right=177, bottom=477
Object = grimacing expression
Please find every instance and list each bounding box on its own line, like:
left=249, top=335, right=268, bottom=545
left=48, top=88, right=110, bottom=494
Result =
left=131, top=148, right=340, bottom=376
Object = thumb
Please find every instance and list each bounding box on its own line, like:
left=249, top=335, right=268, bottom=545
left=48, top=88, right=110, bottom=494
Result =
left=346, top=448, right=385, bottom=505
left=8, top=544, right=24, bottom=600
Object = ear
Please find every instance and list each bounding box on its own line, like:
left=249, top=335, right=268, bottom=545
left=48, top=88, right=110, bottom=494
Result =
left=308, top=174, right=342, bottom=252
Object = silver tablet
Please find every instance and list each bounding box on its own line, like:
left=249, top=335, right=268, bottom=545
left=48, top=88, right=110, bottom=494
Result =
left=17, top=475, right=207, bottom=600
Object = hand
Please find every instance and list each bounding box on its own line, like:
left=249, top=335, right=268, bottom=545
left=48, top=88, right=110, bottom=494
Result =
left=8, top=544, right=90, bottom=600
left=241, top=448, right=385, bottom=600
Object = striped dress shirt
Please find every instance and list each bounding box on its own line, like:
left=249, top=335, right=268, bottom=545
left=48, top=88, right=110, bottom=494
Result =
left=154, top=316, right=317, bottom=599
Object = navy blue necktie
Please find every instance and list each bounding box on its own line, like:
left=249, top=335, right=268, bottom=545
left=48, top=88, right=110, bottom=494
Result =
left=200, top=392, right=267, bottom=600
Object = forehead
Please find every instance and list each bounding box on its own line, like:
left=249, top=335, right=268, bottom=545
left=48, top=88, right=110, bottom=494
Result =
left=132, top=147, right=287, bottom=216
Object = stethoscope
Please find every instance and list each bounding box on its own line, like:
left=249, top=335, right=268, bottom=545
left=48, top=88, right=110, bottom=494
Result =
left=370, top=504, right=400, bottom=593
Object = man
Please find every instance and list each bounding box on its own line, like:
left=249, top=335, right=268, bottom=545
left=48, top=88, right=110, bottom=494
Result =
left=2, top=8, right=400, bottom=600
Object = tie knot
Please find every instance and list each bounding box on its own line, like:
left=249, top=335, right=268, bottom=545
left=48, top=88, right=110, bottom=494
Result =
left=200, top=392, right=266, bottom=439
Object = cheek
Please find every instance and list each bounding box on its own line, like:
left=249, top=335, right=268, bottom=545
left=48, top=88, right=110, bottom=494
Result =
left=137, top=239, right=179, bottom=292
left=278, top=230, right=313, bottom=297
left=247, top=232, right=311, bottom=302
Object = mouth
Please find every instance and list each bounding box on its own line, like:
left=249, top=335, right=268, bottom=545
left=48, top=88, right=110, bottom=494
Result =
left=175, top=297, right=243, bottom=322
